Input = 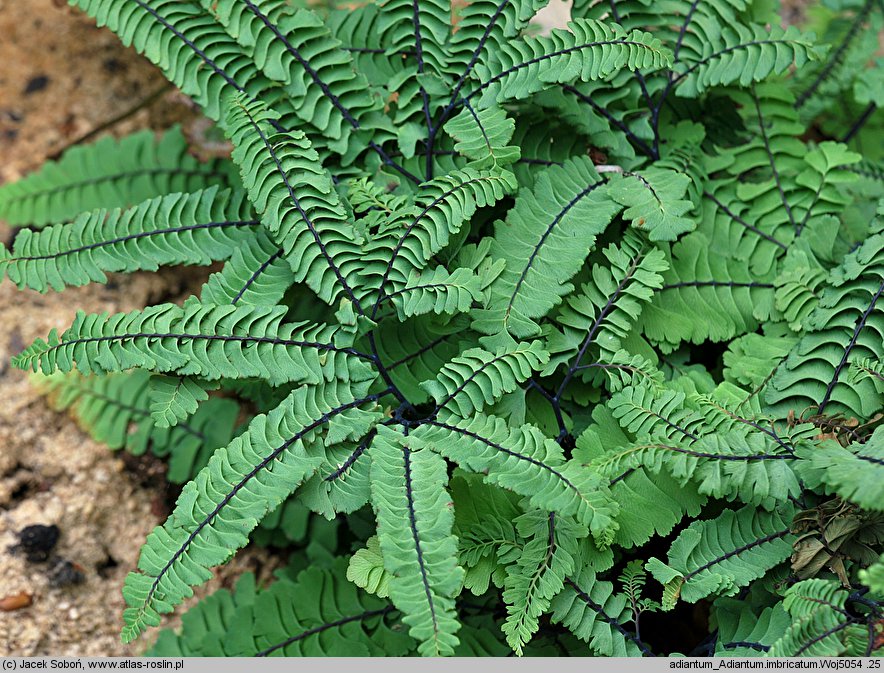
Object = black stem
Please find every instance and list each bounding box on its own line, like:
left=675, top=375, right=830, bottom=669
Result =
left=842, top=103, right=877, bottom=143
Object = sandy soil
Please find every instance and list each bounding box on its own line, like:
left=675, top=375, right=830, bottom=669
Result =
left=0, top=0, right=278, bottom=657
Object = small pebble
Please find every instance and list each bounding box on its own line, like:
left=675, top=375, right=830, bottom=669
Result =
left=49, top=559, right=86, bottom=588
left=9, top=524, right=59, bottom=562
left=23, top=75, right=49, bottom=95
left=0, top=591, right=33, bottom=612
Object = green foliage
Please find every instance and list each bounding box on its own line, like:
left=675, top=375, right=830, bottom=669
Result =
left=0, top=187, right=258, bottom=292
left=0, top=127, right=237, bottom=227
left=3, top=0, right=882, bottom=659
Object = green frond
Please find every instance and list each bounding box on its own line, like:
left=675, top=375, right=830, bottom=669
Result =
left=472, top=157, right=622, bottom=340
left=640, top=233, right=776, bottom=352
left=199, top=227, right=293, bottom=306
left=543, top=234, right=667, bottom=371
left=386, top=266, right=483, bottom=319
left=593, top=350, right=665, bottom=394
left=149, top=561, right=414, bottom=656
left=502, top=511, right=585, bottom=655
left=469, top=19, right=672, bottom=106
left=550, top=566, right=649, bottom=656
left=713, top=597, right=790, bottom=657
left=607, top=167, right=696, bottom=241
left=0, top=187, right=257, bottom=292
left=723, top=332, right=797, bottom=390
left=224, top=95, right=366, bottom=308
left=326, top=3, right=398, bottom=90
left=671, top=24, right=822, bottom=97
left=250, top=497, right=312, bottom=548
left=446, top=0, right=548, bottom=81
left=443, top=105, right=521, bottom=170
left=859, top=554, right=884, bottom=594
left=646, top=504, right=795, bottom=609
left=410, top=413, right=619, bottom=546
left=207, top=1, right=381, bottom=151
left=607, top=383, right=706, bottom=443
left=451, top=471, right=520, bottom=596
left=371, top=314, right=469, bottom=404
left=9, top=0, right=883, bottom=657
left=508, top=112, right=591, bottom=187
left=377, top=0, right=449, bottom=76
left=769, top=579, right=856, bottom=657
left=796, top=428, right=884, bottom=512
left=766, top=230, right=884, bottom=419
left=420, top=341, right=549, bottom=416
left=848, top=356, right=884, bottom=393
left=793, top=0, right=882, bottom=116
left=575, top=409, right=707, bottom=548
left=367, top=167, right=517, bottom=303
left=13, top=301, right=372, bottom=386
left=253, top=561, right=413, bottom=656
left=347, top=536, right=392, bottom=599
left=121, top=381, right=379, bottom=642
left=589, top=429, right=799, bottom=510
left=369, top=427, right=464, bottom=656
left=148, top=574, right=258, bottom=656
left=774, top=249, right=829, bottom=332
left=148, top=375, right=215, bottom=428
left=454, top=615, right=512, bottom=656
left=0, top=126, right=235, bottom=228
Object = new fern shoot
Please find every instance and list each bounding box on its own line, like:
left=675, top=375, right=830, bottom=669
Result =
left=1, top=0, right=883, bottom=658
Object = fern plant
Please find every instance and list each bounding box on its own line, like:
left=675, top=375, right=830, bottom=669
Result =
left=2, top=0, right=883, bottom=658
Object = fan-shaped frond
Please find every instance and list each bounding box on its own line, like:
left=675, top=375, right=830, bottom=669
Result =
left=0, top=187, right=257, bottom=292
left=468, top=19, right=672, bottom=106
left=421, top=341, right=549, bottom=416
left=371, top=315, right=468, bottom=404
left=502, top=512, right=585, bottom=655
left=0, top=127, right=236, bottom=228
left=646, top=504, right=796, bottom=609
left=411, top=413, right=619, bottom=545
left=472, top=157, right=622, bottom=340
left=13, top=301, right=372, bottom=386
left=370, top=427, right=464, bottom=656
left=121, top=381, right=381, bottom=642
